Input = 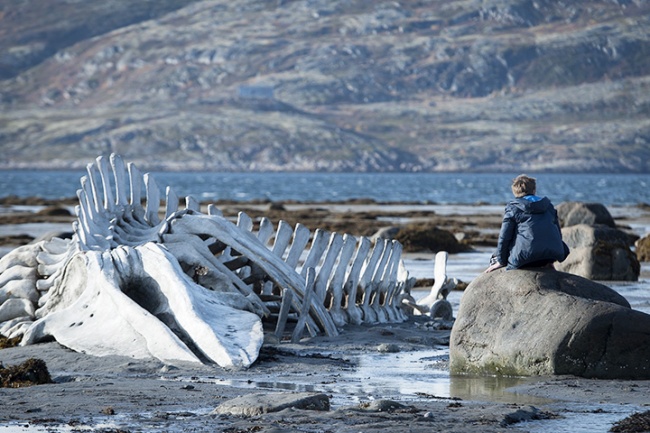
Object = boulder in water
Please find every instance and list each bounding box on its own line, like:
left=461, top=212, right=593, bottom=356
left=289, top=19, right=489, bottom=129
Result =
left=556, top=201, right=616, bottom=228
left=557, top=224, right=640, bottom=281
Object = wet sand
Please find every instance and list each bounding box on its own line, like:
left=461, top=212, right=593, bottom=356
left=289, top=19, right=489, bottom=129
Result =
left=1, top=320, right=648, bottom=433
left=1, top=199, right=649, bottom=432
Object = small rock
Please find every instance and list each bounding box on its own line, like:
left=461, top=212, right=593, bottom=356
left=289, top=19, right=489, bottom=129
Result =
left=501, top=405, right=542, bottom=426
left=159, top=364, right=179, bottom=373
left=371, top=226, right=401, bottom=242
left=101, top=406, right=115, bottom=415
left=212, top=392, right=330, bottom=416
left=377, top=343, right=400, bottom=353
left=268, top=202, right=286, bottom=211
left=359, top=399, right=413, bottom=413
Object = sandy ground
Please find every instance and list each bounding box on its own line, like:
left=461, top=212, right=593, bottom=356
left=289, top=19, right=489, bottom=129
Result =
left=1, top=200, right=649, bottom=432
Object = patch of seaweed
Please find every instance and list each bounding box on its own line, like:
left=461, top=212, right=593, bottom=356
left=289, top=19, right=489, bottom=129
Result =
left=395, top=222, right=471, bottom=254
left=0, top=358, right=53, bottom=388
left=610, top=410, right=650, bottom=433
left=0, top=335, right=21, bottom=349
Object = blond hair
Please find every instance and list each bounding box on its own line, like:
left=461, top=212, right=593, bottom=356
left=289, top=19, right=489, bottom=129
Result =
left=511, top=174, right=536, bottom=197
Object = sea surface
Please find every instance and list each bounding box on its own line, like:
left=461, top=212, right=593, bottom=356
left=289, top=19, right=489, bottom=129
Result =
left=1, top=170, right=649, bottom=206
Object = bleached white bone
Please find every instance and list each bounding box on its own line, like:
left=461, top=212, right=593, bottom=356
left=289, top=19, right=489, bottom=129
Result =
left=0, top=298, right=35, bottom=322
left=313, top=233, right=344, bottom=303
left=378, top=241, right=403, bottom=322
left=326, top=234, right=357, bottom=327
left=271, top=220, right=293, bottom=257
left=0, top=153, right=424, bottom=367
left=26, top=244, right=264, bottom=368
left=0, top=244, right=41, bottom=272
left=5, top=321, right=32, bottom=340
left=0, top=316, right=33, bottom=337
left=168, top=214, right=339, bottom=337
left=0, top=265, right=36, bottom=288
left=413, top=251, right=456, bottom=319
left=0, top=279, right=39, bottom=304
left=342, top=236, right=371, bottom=325
left=284, top=223, right=311, bottom=268
left=368, top=240, right=394, bottom=323
left=23, top=248, right=202, bottom=364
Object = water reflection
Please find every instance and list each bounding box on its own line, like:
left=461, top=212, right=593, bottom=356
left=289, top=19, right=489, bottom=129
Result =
left=166, top=349, right=554, bottom=407
left=449, top=374, right=554, bottom=404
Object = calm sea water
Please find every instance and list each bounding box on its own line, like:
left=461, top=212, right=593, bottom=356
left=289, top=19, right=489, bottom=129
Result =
left=1, top=170, right=649, bottom=205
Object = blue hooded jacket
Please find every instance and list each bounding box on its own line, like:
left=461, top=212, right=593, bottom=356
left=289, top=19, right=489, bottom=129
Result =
left=495, top=195, right=569, bottom=270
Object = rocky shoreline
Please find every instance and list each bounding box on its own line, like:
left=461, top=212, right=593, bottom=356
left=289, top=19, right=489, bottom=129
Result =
left=1, top=198, right=649, bottom=432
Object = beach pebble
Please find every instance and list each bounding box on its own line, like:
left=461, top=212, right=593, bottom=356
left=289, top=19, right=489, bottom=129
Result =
left=377, top=343, right=400, bottom=353
left=159, top=365, right=179, bottom=373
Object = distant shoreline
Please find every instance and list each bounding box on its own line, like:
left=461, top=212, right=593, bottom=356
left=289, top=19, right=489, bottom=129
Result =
left=1, top=171, right=649, bottom=207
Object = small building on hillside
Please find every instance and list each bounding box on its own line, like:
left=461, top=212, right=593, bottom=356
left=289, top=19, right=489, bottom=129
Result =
left=238, top=85, right=274, bottom=100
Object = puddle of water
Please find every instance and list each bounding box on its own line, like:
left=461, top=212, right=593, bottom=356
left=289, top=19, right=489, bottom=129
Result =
left=0, top=421, right=120, bottom=432
left=0, top=409, right=215, bottom=433
left=163, top=349, right=553, bottom=408
left=449, top=374, right=554, bottom=405
left=173, top=350, right=442, bottom=405
left=523, top=402, right=643, bottom=433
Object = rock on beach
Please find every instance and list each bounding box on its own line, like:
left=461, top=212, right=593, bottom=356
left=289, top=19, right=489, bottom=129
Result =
left=558, top=223, right=640, bottom=281
left=556, top=201, right=616, bottom=228
left=213, top=392, right=330, bottom=416
left=450, top=268, right=650, bottom=379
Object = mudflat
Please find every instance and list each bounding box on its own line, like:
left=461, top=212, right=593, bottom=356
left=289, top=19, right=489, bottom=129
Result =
left=1, top=318, right=649, bottom=432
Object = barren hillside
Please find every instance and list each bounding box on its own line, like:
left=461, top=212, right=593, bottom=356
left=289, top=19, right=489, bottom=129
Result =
left=1, top=0, right=649, bottom=172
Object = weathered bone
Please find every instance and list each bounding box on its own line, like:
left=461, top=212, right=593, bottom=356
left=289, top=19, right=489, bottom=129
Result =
left=0, top=153, right=428, bottom=368
left=404, top=251, right=457, bottom=320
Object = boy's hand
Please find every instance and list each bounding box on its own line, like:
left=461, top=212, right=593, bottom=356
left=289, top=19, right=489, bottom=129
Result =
left=485, top=261, right=505, bottom=273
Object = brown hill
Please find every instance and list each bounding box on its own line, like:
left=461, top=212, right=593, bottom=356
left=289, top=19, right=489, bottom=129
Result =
left=1, top=0, right=649, bottom=172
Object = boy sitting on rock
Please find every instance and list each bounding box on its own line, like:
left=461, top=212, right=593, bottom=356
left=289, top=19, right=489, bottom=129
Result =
left=485, top=174, right=569, bottom=273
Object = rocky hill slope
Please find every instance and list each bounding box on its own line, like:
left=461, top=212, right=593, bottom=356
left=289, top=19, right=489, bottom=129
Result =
left=1, top=0, right=649, bottom=172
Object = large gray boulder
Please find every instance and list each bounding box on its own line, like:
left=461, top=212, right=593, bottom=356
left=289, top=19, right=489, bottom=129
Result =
left=557, top=224, right=640, bottom=281
left=450, top=268, right=650, bottom=379
left=556, top=201, right=616, bottom=228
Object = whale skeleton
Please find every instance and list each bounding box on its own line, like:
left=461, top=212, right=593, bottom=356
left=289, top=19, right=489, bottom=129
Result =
left=0, top=154, right=455, bottom=368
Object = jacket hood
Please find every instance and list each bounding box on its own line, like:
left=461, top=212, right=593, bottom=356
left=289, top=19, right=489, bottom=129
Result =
left=510, top=195, right=551, bottom=214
